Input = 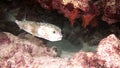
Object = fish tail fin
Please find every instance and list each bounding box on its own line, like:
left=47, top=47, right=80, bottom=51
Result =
left=5, top=12, right=21, bottom=28
left=4, top=12, right=23, bottom=30
left=0, top=11, right=16, bottom=22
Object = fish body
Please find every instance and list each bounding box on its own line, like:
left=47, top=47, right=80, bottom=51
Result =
left=15, top=20, right=62, bottom=41
left=3, top=12, right=62, bottom=41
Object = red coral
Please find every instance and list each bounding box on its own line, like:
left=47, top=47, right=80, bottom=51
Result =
left=36, top=0, right=92, bottom=27
left=36, top=0, right=119, bottom=27
left=63, top=8, right=79, bottom=26
left=82, top=14, right=96, bottom=28
left=52, top=0, right=90, bottom=27
left=37, top=0, right=53, bottom=10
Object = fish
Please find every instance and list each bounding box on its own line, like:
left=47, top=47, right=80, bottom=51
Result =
left=4, top=13, right=63, bottom=41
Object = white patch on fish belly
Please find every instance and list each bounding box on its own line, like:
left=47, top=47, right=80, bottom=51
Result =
left=37, top=26, right=50, bottom=40
left=37, top=26, right=62, bottom=41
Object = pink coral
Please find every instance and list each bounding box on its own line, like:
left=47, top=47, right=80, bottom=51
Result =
left=97, top=34, right=120, bottom=67
left=0, top=32, right=120, bottom=68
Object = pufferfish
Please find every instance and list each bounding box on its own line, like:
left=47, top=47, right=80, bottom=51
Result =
left=5, top=13, right=62, bottom=41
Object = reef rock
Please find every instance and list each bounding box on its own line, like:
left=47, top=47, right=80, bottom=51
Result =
left=102, top=0, right=120, bottom=24
left=97, top=34, right=120, bottom=68
left=36, top=0, right=90, bottom=26
left=0, top=32, right=120, bottom=68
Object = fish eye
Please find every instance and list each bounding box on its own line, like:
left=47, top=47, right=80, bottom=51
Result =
left=53, top=31, right=56, bottom=34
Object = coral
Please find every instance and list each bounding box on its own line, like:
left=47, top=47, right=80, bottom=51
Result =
left=36, top=0, right=91, bottom=27
left=0, top=32, right=58, bottom=59
left=82, top=13, right=96, bottom=28
left=0, top=32, right=11, bottom=45
left=70, top=34, right=120, bottom=68
left=36, top=0, right=119, bottom=27
left=1, top=0, right=119, bottom=28
left=101, top=0, right=120, bottom=24
left=0, top=32, right=120, bottom=68
left=70, top=52, right=106, bottom=67
left=97, top=34, right=120, bottom=67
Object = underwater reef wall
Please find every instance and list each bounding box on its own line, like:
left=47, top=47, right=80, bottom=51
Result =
left=0, top=0, right=119, bottom=28
left=0, top=32, right=119, bottom=68
left=36, top=0, right=120, bottom=27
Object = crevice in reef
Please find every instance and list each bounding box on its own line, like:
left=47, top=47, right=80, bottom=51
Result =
left=0, top=0, right=120, bottom=67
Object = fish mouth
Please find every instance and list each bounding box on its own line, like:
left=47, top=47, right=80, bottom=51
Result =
left=56, top=36, right=63, bottom=41
left=57, top=37, right=62, bottom=41
left=50, top=36, right=62, bottom=42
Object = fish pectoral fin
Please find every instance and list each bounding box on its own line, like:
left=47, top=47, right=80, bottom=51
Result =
left=18, top=32, right=35, bottom=40
left=18, top=32, right=27, bottom=36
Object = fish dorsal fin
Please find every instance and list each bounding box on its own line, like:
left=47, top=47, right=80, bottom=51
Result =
left=22, top=11, right=27, bottom=22
left=21, top=7, right=28, bottom=22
